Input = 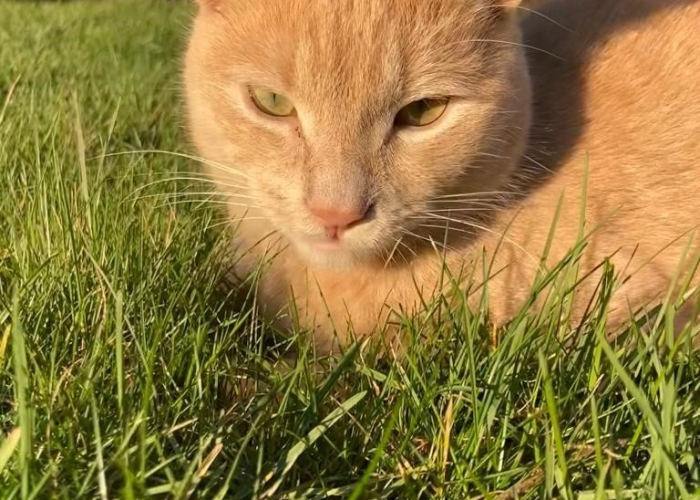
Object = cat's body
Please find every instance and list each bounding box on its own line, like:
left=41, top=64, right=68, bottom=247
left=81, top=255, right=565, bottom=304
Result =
left=185, top=0, right=700, bottom=352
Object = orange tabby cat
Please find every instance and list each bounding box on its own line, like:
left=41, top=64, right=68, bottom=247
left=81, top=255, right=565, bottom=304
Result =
left=184, top=0, right=700, bottom=353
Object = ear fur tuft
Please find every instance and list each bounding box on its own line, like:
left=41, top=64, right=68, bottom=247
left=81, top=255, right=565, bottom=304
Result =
left=485, top=0, right=522, bottom=7
left=481, top=0, right=523, bottom=22
left=194, top=0, right=222, bottom=12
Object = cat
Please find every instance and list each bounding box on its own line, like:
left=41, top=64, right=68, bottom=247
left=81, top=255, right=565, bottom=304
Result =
left=184, top=0, right=700, bottom=354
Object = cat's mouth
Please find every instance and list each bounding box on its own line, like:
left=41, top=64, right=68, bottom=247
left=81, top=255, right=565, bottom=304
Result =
left=278, top=201, right=386, bottom=267
left=296, top=233, right=355, bottom=255
left=290, top=228, right=383, bottom=269
left=270, top=198, right=415, bottom=268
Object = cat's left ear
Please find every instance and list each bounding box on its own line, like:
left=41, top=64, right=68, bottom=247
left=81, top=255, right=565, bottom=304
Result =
left=194, top=0, right=222, bottom=12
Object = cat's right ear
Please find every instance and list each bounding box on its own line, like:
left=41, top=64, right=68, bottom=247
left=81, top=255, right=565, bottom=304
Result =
left=486, top=0, right=544, bottom=22
left=492, top=0, right=547, bottom=11
left=487, top=0, right=541, bottom=14
left=481, top=0, right=520, bottom=20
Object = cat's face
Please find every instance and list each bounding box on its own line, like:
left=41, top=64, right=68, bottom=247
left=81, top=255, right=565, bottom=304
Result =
left=185, top=0, right=531, bottom=269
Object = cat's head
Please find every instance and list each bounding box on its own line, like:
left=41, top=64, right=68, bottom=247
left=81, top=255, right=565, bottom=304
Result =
left=184, top=0, right=531, bottom=269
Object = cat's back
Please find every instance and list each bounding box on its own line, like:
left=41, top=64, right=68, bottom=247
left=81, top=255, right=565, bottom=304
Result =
left=521, top=0, right=700, bottom=221
left=524, top=0, right=700, bottom=70
left=479, top=0, right=700, bottom=324
left=524, top=0, right=700, bottom=148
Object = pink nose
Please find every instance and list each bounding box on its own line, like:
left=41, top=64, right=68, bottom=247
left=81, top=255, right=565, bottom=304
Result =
left=308, top=204, right=369, bottom=236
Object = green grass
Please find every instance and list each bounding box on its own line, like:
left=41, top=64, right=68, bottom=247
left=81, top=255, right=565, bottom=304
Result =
left=1, top=1, right=700, bottom=498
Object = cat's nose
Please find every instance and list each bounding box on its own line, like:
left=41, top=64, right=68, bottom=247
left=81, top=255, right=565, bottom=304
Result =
left=308, top=204, right=370, bottom=237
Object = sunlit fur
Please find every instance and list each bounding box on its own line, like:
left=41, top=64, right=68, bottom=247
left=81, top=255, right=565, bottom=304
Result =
left=185, top=0, right=700, bottom=353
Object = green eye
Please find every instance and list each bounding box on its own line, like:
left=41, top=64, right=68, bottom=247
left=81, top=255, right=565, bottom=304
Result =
left=395, top=98, right=449, bottom=127
left=249, top=87, right=296, bottom=117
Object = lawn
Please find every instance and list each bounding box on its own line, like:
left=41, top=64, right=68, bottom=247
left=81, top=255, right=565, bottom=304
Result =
left=1, top=1, right=699, bottom=499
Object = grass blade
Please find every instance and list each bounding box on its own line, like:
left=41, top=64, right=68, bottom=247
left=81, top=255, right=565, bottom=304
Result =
left=261, top=391, right=368, bottom=498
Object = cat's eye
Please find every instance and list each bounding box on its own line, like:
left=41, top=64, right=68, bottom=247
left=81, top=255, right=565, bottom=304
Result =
left=395, top=98, right=449, bottom=127
left=249, top=87, right=296, bottom=117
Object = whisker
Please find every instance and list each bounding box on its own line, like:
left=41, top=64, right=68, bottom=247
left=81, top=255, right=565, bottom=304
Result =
left=127, top=191, right=215, bottom=202
left=427, top=207, right=500, bottom=214
left=419, top=213, right=539, bottom=265
left=122, top=172, right=217, bottom=180
left=512, top=6, right=572, bottom=32
left=208, top=219, right=244, bottom=231
left=129, top=195, right=263, bottom=211
left=151, top=199, right=260, bottom=209
left=427, top=200, right=503, bottom=207
left=225, top=216, right=269, bottom=223
left=472, top=3, right=572, bottom=31
left=453, top=39, right=564, bottom=61
left=401, top=228, right=453, bottom=254
left=152, top=200, right=228, bottom=211
left=137, top=191, right=256, bottom=201
left=396, top=234, right=418, bottom=258
left=419, top=223, right=476, bottom=237
left=474, top=151, right=510, bottom=160
left=95, top=149, right=251, bottom=180
left=432, top=190, right=512, bottom=200
left=523, top=154, right=554, bottom=174
left=207, top=218, right=269, bottom=230
left=396, top=245, right=413, bottom=266
left=125, top=176, right=250, bottom=194
left=384, top=237, right=405, bottom=268
left=128, top=191, right=258, bottom=204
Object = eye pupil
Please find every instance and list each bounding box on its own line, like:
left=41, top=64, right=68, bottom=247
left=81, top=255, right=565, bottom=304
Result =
left=249, top=87, right=295, bottom=117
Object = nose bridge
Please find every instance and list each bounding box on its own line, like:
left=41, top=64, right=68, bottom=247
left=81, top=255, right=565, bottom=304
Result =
left=306, top=142, right=371, bottom=211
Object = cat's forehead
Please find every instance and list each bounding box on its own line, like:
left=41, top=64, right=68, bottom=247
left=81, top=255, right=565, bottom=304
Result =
left=290, top=1, right=489, bottom=81
left=199, top=0, right=507, bottom=128
left=210, top=0, right=499, bottom=88
left=224, top=0, right=491, bottom=29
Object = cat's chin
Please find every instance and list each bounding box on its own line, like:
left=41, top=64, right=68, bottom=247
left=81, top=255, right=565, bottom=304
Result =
left=294, top=240, right=374, bottom=271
